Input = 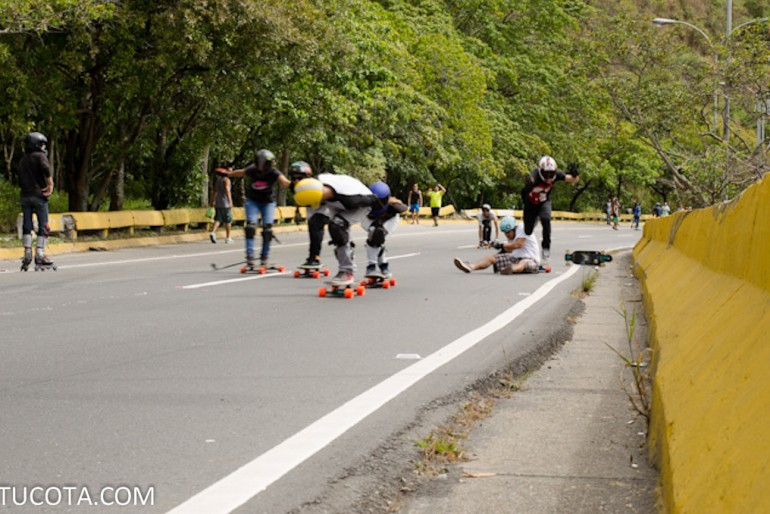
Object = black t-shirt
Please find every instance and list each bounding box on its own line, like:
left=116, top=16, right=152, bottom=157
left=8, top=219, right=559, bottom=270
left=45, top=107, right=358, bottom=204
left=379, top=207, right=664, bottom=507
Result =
left=244, top=165, right=281, bottom=203
left=19, top=151, right=51, bottom=199
left=521, top=168, right=566, bottom=206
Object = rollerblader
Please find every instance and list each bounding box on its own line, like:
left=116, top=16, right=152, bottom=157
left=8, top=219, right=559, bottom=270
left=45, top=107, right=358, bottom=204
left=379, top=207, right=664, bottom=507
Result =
left=293, top=174, right=386, bottom=287
left=477, top=204, right=499, bottom=248
left=521, top=156, right=579, bottom=261
left=19, top=132, right=56, bottom=272
left=454, top=216, right=540, bottom=275
left=226, top=149, right=291, bottom=270
left=362, top=181, right=407, bottom=278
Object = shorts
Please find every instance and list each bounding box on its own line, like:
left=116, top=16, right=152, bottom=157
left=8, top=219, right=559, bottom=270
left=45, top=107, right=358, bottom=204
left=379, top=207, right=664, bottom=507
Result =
left=494, top=253, right=538, bottom=274
left=409, top=203, right=420, bottom=213
left=214, top=207, right=233, bottom=224
left=431, top=207, right=440, bottom=217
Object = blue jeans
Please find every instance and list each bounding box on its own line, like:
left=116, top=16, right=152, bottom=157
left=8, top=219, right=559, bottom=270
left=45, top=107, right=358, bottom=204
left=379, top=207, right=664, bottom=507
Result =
left=245, top=198, right=276, bottom=259
left=21, top=196, right=49, bottom=237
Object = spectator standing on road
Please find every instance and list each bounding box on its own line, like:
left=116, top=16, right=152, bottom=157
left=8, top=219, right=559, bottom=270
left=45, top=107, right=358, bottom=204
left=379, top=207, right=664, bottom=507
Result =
left=407, top=184, right=422, bottom=225
left=605, top=198, right=612, bottom=225
left=454, top=216, right=540, bottom=274
left=19, top=132, right=54, bottom=271
left=210, top=167, right=234, bottom=244
left=661, top=201, right=671, bottom=216
left=477, top=204, right=499, bottom=247
left=426, top=183, right=446, bottom=226
left=611, top=197, right=620, bottom=230
left=521, top=156, right=579, bottom=260
left=632, top=200, right=641, bottom=230
left=653, top=202, right=662, bottom=217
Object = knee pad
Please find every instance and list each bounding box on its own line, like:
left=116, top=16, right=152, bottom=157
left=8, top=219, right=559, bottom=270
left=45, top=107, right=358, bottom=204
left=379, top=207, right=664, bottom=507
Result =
left=262, top=223, right=273, bottom=242
left=328, top=216, right=350, bottom=247
left=367, top=226, right=386, bottom=247
left=245, top=222, right=257, bottom=240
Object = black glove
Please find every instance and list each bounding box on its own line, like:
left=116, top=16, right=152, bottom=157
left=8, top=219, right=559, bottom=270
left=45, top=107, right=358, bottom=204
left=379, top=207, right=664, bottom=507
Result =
left=492, top=241, right=504, bottom=250
left=567, top=163, right=579, bottom=176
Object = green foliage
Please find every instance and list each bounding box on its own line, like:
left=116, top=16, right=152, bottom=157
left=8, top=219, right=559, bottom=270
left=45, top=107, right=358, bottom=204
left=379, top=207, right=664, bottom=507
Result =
left=0, top=0, right=767, bottom=213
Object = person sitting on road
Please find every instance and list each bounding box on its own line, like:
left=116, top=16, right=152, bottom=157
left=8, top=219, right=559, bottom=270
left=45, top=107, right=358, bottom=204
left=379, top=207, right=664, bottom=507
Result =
left=477, top=204, right=499, bottom=248
left=454, top=216, right=540, bottom=274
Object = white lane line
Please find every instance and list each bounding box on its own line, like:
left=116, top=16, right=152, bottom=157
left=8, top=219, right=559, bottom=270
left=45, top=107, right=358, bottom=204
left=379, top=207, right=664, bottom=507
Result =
left=166, top=265, right=580, bottom=514
left=181, top=272, right=289, bottom=289
left=387, top=252, right=420, bottom=260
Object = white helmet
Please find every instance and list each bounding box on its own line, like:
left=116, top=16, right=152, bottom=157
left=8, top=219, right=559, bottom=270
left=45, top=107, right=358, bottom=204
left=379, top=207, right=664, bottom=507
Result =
left=538, top=155, right=557, bottom=181
left=539, top=155, right=557, bottom=171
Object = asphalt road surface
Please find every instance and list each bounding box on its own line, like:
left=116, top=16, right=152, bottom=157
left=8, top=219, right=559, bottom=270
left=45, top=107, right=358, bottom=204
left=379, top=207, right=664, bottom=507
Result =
left=0, top=221, right=642, bottom=513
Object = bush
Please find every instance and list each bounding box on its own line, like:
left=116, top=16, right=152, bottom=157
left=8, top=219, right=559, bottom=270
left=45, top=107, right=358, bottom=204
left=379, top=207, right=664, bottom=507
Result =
left=0, top=179, right=68, bottom=233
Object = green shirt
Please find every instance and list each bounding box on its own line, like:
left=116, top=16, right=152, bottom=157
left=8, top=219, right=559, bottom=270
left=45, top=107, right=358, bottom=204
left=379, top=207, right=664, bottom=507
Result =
left=427, top=190, right=444, bottom=208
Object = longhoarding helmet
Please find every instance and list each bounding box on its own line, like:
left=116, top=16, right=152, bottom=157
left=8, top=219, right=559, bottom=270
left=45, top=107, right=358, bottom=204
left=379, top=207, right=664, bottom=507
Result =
left=293, top=178, right=324, bottom=208
left=255, top=149, right=276, bottom=173
left=289, top=161, right=313, bottom=181
left=538, top=155, right=557, bottom=181
left=499, top=216, right=516, bottom=233
left=25, top=132, right=48, bottom=153
left=369, top=181, right=391, bottom=216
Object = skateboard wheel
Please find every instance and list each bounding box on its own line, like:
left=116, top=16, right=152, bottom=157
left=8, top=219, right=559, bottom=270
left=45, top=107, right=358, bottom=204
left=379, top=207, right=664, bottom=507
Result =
left=294, top=270, right=301, bottom=278
left=312, top=271, right=320, bottom=279
left=382, top=280, right=390, bottom=289
left=278, top=266, right=286, bottom=272
left=360, top=280, right=368, bottom=287
left=343, top=288, right=354, bottom=299
left=318, top=287, right=327, bottom=297
left=323, top=269, right=331, bottom=277
left=356, top=286, right=365, bottom=296
left=240, top=266, right=247, bottom=274
left=390, top=278, right=397, bottom=287
left=258, top=267, right=266, bottom=274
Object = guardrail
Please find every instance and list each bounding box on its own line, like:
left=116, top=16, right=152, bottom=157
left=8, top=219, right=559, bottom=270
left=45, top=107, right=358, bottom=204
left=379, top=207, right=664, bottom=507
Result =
left=16, top=207, right=311, bottom=241
left=16, top=204, right=651, bottom=241
left=632, top=177, right=770, bottom=513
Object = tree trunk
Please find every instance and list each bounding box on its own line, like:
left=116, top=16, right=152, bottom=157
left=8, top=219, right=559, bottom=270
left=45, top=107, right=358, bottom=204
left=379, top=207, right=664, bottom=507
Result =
left=110, top=160, right=125, bottom=211
left=200, top=144, right=210, bottom=207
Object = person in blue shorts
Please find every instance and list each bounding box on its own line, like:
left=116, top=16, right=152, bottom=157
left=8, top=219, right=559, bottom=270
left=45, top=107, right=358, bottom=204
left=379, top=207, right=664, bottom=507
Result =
left=407, top=183, right=422, bottom=224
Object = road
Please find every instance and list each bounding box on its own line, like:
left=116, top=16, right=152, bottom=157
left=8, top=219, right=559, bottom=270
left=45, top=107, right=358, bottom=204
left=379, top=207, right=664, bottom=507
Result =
left=0, top=221, right=641, bottom=513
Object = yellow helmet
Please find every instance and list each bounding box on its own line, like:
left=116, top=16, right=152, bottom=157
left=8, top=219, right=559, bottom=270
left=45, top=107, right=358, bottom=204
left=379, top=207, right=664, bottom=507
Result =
left=293, top=178, right=324, bottom=208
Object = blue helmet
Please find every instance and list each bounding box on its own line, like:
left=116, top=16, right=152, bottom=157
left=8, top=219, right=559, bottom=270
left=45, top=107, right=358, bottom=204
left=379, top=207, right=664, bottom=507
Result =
left=500, top=216, right=516, bottom=233
left=369, top=181, right=391, bottom=216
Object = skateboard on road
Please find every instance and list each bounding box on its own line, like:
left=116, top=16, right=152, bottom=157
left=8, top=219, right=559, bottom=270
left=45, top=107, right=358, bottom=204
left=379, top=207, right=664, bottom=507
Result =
left=241, top=263, right=286, bottom=274
left=318, top=279, right=365, bottom=299
left=565, top=250, right=613, bottom=266
left=294, top=264, right=331, bottom=279
left=361, top=273, right=396, bottom=289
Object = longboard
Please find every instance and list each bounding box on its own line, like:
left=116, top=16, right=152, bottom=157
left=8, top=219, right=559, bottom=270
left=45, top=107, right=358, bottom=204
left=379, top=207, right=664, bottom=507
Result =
left=565, top=250, right=613, bottom=266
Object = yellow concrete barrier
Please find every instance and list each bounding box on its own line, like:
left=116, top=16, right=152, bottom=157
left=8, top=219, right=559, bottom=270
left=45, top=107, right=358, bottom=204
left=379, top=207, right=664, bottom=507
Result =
left=633, top=177, right=770, bottom=514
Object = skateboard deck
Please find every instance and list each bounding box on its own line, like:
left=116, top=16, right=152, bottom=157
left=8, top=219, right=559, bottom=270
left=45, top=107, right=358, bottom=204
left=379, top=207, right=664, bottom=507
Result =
left=361, top=273, right=396, bottom=289
left=294, top=264, right=331, bottom=279
left=319, top=280, right=365, bottom=299
left=565, top=250, right=613, bottom=266
left=241, top=264, right=286, bottom=274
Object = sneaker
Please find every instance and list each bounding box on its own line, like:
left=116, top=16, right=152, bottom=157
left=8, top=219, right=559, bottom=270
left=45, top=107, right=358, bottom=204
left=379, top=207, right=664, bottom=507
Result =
left=225, top=237, right=233, bottom=244
left=331, top=271, right=354, bottom=285
left=379, top=264, right=391, bottom=277
left=366, top=264, right=377, bottom=275
left=542, top=248, right=550, bottom=260
left=454, top=257, right=472, bottom=273
left=209, top=232, right=217, bottom=243
left=302, top=257, right=321, bottom=268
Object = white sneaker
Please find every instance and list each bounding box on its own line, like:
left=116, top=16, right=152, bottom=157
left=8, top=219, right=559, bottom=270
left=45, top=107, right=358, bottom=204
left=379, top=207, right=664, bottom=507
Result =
left=454, top=257, right=472, bottom=273
left=209, top=232, right=217, bottom=243
left=225, top=237, right=233, bottom=244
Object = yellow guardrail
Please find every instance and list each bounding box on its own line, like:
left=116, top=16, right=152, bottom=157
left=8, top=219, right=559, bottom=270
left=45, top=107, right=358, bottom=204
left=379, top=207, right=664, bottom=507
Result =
left=632, top=177, right=770, bottom=514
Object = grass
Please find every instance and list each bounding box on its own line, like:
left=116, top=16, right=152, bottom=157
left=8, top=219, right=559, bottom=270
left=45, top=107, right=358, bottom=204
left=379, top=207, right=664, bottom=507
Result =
left=606, top=303, right=653, bottom=422
left=413, top=370, right=528, bottom=476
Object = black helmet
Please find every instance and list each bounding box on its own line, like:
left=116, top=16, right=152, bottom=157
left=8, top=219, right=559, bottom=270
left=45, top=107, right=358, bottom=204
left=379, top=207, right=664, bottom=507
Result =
left=289, top=161, right=312, bottom=181
left=255, top=149, right=276, bottom=173
left=25, top=132, right=48, bottom=153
